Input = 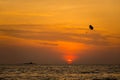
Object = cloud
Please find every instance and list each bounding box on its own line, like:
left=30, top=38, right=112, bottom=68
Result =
left=39, top=42, right=58, bottom=46
left=0, top=12, right=52, bottom=17
left=0, top=25, right=120, bottom=64
left=75, top=46, right=120, bottom=64
left=0, top=25, right=120, bottom=47
left=0, top=43, right=64, bottom=64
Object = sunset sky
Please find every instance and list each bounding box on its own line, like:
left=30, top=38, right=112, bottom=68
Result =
left=0, top=0, right=120, bottom=64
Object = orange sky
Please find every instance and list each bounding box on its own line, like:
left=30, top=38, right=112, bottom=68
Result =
left=0, top=0, right=120, bottom=64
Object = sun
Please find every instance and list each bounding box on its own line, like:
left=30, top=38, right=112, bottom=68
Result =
left=67, top=59, right=73, bottom=64
left=64, top=55, right=75, bottom=64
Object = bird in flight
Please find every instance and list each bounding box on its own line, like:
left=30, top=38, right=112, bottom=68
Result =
left=89, top=25, right=94, bottom=30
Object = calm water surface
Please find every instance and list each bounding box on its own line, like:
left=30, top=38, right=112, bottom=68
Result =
left=0, top=64, right=120, bottom=80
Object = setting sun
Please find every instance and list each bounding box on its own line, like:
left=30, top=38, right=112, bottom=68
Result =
left=67, top=59, right=73, bottom=64
left=64, top=55, right=75, bottom=64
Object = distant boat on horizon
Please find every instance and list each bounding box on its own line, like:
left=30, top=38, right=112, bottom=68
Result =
left=24, top=62, right=36, bottom=65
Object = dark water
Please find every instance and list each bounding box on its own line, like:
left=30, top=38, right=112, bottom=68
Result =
left=0, top=64, right=120, bottom=80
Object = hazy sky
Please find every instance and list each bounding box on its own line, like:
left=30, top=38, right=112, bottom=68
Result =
left=0, top=0, right=120, bottom=64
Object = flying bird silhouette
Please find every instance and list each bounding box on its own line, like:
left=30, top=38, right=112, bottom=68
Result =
left=89, top=25, right=94, bottom=30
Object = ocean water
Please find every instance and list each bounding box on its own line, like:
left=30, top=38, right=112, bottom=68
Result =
left=0, top=64, right=120, bottom=80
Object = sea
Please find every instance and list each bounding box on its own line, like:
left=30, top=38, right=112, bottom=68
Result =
left=0, top=64, right=120, bottom=80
